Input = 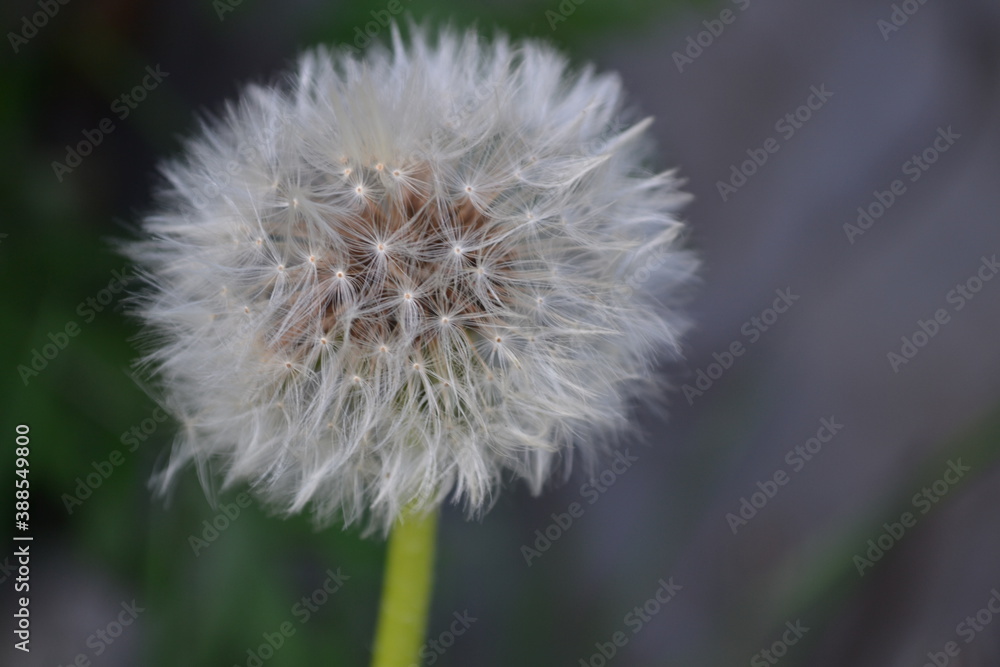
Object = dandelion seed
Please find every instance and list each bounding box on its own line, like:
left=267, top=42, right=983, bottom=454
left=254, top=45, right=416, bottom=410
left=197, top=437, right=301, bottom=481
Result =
left=124, top=25, right=696, bottom=535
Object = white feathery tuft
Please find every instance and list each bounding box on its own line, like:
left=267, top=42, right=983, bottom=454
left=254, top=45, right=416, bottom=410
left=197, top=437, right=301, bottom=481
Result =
left=125, top=24, right=697, bottom=535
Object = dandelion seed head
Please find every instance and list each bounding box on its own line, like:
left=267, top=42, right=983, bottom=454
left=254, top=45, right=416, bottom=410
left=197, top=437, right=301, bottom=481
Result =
left=125, top=24, right=696, bottom=535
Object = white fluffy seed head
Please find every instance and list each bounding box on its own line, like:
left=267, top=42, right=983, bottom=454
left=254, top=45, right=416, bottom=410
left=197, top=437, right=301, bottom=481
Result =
left=125, top=25, right=697, bottom=535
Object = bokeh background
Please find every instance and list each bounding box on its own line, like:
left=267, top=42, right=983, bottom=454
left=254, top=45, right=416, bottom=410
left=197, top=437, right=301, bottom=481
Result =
left=4, top=0, right=1000, bottom=665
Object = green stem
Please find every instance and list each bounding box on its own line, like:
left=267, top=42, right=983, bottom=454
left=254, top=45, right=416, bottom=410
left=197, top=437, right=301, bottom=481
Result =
left=371, top=505, right=438, bottom=667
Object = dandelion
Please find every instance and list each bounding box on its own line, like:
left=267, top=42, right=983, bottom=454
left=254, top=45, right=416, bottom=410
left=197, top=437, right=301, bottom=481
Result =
left=126, top=24, right=696, bottom=666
